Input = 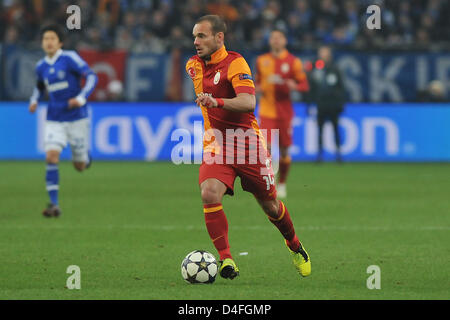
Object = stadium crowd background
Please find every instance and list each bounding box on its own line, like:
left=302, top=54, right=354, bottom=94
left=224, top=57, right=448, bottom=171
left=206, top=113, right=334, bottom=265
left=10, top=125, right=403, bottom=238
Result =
left=0, top=0, right=449, bottom=102
left=2, top=0, right=450, bottom=52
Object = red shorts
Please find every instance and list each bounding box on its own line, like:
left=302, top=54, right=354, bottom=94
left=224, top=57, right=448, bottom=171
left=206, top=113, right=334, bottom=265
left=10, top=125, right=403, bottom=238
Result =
left=199, top=154, right=277, bottom=201
left=259, top=116, right=293, bottom=148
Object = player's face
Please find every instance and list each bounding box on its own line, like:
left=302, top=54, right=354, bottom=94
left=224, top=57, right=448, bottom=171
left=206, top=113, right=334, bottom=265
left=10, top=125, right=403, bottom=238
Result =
left=41, top=31, right=62, bottom=56
left=193, top=22, right=222, bottom=59
left=269, top=31, right=287, bottom=52
left=318, top=47, right=332, bottom=63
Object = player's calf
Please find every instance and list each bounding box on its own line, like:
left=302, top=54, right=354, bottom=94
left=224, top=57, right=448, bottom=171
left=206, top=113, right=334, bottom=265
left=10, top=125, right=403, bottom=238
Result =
left=46, top=150, right=60, bottom=164
left=45, top=153, right=60, bottom=214
left=258, top=198, right=279, bottom=220
left=260, top=199, right=302, bottom=252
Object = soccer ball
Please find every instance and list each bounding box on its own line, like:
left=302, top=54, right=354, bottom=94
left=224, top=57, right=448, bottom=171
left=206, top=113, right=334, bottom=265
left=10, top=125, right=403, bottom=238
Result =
left=181, top=250, right=218, bottom=284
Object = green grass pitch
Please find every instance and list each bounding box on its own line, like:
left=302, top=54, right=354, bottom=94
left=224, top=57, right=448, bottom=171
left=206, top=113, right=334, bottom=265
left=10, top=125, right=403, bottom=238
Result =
left=0, top=161, right=449, bottom=299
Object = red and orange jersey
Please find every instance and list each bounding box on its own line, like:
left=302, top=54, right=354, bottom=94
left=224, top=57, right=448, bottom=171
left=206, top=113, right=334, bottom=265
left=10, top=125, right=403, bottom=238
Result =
left=186, top=46, right=264, bottom=155
left=255, top=49, right=309, bottom=120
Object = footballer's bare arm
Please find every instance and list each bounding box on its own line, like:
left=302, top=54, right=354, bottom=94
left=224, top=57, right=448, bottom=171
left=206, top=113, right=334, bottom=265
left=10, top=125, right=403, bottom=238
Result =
left=196, top=93, right=256, bottom=113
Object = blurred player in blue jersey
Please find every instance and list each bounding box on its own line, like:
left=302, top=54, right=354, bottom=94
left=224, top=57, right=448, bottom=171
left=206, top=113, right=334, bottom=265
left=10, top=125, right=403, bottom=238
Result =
left=28, top=24, right=98, bottom=217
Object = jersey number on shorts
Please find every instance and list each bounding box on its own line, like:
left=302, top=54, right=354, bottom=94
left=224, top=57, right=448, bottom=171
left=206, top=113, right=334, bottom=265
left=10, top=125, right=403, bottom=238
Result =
left=263, top=174, right=275, bottom=190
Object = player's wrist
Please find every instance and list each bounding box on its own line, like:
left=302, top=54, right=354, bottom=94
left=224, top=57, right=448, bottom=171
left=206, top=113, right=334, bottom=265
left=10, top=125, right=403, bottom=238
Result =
left=74, top=95, right=86, bottom=106
left=216, top=98, right=224, bottom=108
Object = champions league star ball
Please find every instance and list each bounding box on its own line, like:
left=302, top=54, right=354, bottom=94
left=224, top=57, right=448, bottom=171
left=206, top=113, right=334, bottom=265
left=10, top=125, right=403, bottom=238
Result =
left=181, top=250, right=218, bottom=284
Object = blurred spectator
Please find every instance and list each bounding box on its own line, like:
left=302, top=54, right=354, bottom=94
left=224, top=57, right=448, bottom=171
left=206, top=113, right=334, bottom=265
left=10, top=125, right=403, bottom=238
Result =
left=317, top=0, right=339, bottom=27
left=114, top=27, right=135, bottom=51
left=416, top=80, right=448, bottom=103
left=78, top=28, right=101, bottom=50
left=166, top=26, right=192, bottom=51
left=415, top=28, right=431, bottom=49
left=1, top=0, right=450, bottom=52
left=206, top=0, right=239, bottom=23
left=97, top=0, right=120, bottom=26
left=132, top=29, right=166, bottom=53
left=3, top=25, right=19, bottom=48
left=150, top=9, right=170, bottom=38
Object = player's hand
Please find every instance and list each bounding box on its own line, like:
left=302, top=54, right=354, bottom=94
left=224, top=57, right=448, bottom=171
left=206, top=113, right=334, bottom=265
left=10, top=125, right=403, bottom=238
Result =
left=286, top=79, right=298, bottom=90
left=29, top=102, right=38, bottom=113
left=68, top=98, right=82, bottom=109
left=195, top=94, right=218, bottom=108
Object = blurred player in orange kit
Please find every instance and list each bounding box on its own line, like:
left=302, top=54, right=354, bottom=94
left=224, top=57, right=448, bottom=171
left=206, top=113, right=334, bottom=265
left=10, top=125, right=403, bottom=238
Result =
left=255, top=29, right=309, bottom=199
left=186, top=15, right=310, bottom=280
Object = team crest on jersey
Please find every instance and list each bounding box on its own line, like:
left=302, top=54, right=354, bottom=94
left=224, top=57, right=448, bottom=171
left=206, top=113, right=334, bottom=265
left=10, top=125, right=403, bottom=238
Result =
left=57, top=70, right=65, bottom=79
left=49, top=68, right=55, bottom=74
left=188, top=67, right=196, bottom=79
left=213, top=71, right=221, bottom=85
left=281, top=63, right=290, bottom=74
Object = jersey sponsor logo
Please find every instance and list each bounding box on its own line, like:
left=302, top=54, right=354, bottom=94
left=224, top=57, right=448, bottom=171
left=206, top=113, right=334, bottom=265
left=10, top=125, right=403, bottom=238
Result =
left=239, top=74, right=253, bottom=81
left=47, top=81, right=69, bottom=92
left=213, top=71, right=221, bottom=85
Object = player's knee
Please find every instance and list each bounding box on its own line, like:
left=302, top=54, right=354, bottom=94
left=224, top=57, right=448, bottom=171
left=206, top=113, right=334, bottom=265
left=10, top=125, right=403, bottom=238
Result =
left=201, top=186, right=222, bottom=204
left=46, top=152, right=59, bottom=164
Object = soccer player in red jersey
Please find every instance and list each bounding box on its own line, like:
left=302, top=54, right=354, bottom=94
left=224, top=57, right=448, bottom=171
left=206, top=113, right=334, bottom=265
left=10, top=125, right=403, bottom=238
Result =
left=186, top=15, right=310, bottom=279
left=255, top=29, right=309, bottom=198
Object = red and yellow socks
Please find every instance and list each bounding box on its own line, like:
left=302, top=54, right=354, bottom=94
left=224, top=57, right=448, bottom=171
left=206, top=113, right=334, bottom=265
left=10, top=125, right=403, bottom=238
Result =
left=203, top=203, right=232, bottom=260
left=268, top=200, right=301, bottom=252
left=204, top=200, right=301, bottom=259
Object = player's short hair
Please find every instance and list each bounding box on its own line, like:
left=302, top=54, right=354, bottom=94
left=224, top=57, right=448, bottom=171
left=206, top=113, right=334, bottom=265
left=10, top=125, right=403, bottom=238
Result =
left=271, top=28, right=287, bottom=38
left=196, top=15, right=227, bottom=35
left=40, top=24, right=65, bottom=43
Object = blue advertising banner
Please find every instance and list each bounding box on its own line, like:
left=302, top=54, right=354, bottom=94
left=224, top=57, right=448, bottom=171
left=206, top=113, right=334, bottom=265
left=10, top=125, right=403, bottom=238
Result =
left=1, top=102, right=449, bottom=162
left=0, top=43, right=2, bottom=100
left=124, top=53, right=168, bottom=101
left=0, top=47, right=42, bottom=101
left=0, top=48, right=169, bottom=101
left=2, top=46, right=449, bottom=103
left=183, top=51, right=450, bottom=103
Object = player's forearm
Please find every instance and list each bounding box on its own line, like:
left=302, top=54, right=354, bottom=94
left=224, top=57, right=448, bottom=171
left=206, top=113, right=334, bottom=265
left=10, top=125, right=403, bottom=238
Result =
left=297, top=79, right=310, bottom=92
left=75, top=73, right=98, bottom=105
left=222, top=94, right=256, bottom=113
left=30, top=87, right=42, bottom=104
left=30, top=80, right=46, bottom=103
